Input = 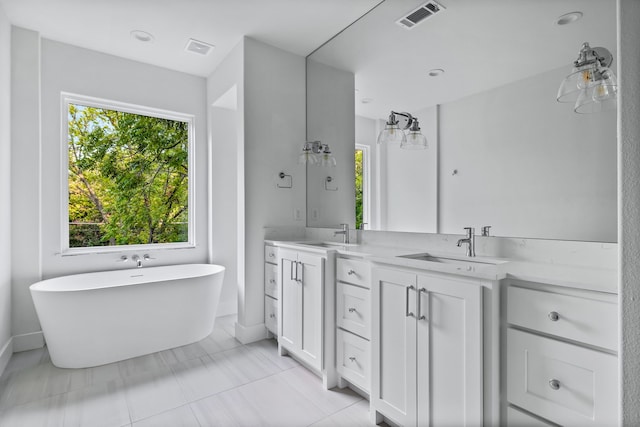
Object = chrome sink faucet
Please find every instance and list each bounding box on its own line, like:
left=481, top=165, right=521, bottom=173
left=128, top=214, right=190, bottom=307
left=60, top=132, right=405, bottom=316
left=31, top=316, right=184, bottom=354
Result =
left=457, top=227, right=476, bottom=257
left=334, top=223, right=350, bottom=244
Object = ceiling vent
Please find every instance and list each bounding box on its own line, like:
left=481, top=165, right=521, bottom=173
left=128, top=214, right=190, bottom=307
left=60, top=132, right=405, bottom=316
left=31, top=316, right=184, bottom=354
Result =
left=185, top=38, right=215, bottom=55
left=396, top=1, right=445, bottom=30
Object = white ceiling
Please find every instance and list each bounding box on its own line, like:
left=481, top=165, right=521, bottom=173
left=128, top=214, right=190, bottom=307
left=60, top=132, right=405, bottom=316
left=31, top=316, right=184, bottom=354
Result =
left=309, top=0, right=617, bottom=119
left=0, top=0, right=381, bottom=77
left=0, top=0, right=617, bottom=121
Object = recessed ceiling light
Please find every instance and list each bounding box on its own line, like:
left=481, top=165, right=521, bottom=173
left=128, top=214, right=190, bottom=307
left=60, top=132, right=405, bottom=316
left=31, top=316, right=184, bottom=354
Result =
left=361, top=98, right=374, bottom=104
left=428, top=68, right=445, bottom=77
left=130, top=30, right=154, bottom=43
left=556, top=11, right=583, bottom=26
left=185, top=38, right=215, bottom=55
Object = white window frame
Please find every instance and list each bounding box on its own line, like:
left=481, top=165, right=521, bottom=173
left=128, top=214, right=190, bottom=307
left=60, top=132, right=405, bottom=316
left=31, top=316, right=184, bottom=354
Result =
left=356, top=144, right=371, bottom=230
left=61, top=93, right=196, bottom=255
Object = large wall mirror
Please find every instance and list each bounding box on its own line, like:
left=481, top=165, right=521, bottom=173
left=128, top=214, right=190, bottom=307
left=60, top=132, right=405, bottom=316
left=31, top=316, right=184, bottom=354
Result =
left=305, top=0, right=617, bottom=243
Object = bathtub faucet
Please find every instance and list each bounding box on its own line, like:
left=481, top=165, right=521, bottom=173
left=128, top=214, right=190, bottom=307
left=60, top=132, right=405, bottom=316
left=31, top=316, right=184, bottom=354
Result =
left=131, top=255, right=143, bottom=268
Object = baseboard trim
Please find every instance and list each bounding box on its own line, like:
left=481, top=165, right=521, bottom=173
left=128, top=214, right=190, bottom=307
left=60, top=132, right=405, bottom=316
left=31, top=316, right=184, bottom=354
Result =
left=0, top=337, right=12, bottom=377
left=12, top=331, right=45, bottom=352
left=234, top=322, right=268, bottom=344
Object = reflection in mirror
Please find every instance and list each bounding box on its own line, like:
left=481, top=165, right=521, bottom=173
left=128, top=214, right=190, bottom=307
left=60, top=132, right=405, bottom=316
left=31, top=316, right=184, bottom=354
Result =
left=306, top=0, right=617, bottom=242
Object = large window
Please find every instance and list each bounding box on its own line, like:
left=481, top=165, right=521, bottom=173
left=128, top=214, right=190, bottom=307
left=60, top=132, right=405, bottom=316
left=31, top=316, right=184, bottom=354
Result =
left=63, top=94, right=194, bottom=251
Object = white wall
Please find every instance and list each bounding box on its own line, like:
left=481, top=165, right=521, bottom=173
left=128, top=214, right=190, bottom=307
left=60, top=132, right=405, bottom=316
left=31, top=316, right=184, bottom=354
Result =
left=11, top=31, right=209, bottom=349
left=306, top=59, right=355, bottom=229
left=618, top=0, right=640, bottom=423
left=207, top=38, right=306, bottom=342
left=242, top=38, right=306, bottom=341
left=439, top=66, right=617, bottom=242
left=379, top=106, right=438, bottom=233
left=10, top=27, right=42, bottom=349
left=207, top=42, right=244, bottom=325
left=0, top=5, right=12, bottom=372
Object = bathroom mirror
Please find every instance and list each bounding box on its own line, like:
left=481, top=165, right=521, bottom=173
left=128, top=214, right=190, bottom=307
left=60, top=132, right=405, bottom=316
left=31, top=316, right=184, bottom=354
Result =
left=305, top=0, right=617, bottom=243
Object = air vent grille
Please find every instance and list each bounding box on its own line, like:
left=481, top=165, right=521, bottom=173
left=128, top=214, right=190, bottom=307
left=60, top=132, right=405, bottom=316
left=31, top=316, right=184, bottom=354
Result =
left=185, top=38, right=215, bottom=55
left=396, top=1, right=445, bottom=29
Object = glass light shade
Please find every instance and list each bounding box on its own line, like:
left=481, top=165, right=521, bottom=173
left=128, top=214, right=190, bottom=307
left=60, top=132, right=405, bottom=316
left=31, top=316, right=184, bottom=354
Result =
left=321, top=153, right=337, bottom=167
left=574, top=86, right=617, bottom=114
left=401, top=130, right=428, bottom=150
left=298, top=150, right=318, bottom=165
left=592, top=68, right=617, bottom=102
left=557, top=65, right=595, bottom=103
left=377, top=124, right=407, bottom=144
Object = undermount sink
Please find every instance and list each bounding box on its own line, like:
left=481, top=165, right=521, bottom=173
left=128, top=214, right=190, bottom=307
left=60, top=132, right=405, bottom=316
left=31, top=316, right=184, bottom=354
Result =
left=398, top=253, right=504, bottom=266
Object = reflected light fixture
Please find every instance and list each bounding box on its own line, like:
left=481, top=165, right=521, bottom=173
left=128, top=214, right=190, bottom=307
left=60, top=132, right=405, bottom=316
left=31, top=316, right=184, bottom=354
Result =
left=298, top=141, right=336, bottom=167
left=557, top=42, right=617, bottom=114
left=377, top=111, right=427, bottom=149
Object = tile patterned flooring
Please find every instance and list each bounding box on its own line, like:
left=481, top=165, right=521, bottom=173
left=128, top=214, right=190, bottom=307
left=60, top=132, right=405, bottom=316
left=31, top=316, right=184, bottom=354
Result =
left=0, top=316, right=374, bottom=426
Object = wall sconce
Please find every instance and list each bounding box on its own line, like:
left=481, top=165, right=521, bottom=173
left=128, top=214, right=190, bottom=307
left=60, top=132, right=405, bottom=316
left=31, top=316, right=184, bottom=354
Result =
left=298, top=141, right=336, bottom=167
left=377, top=111, right=428, bottom=149
left=557, top=42, right=617, bottom=114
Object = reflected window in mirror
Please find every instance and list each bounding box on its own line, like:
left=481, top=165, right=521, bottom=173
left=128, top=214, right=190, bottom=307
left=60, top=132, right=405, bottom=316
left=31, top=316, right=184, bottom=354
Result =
left=355, top=144, right=370, bottom=230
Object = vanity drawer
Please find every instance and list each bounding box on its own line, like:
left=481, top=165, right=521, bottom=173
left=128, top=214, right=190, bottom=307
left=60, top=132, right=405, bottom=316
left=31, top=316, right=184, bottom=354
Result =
left=264, top=245, right=278, bottom=264
left=265, top=296, right=278, bottom=334
left=336, top=257, right=370, bottom=289
left=506, top=406, right=555, bottom=427
left=264, top=263, right=278, bottom=299
left=336, top=328, right=370, bottom=392
left=507, top=329, right=617, bottom=427
left=337, top=282, right=370, bottom=339
left=507, top=286, right=617, bottom=351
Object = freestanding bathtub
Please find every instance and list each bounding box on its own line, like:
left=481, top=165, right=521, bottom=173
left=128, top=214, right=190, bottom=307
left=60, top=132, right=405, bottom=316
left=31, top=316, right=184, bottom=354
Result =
left=30, top=263, right=225, bottom=369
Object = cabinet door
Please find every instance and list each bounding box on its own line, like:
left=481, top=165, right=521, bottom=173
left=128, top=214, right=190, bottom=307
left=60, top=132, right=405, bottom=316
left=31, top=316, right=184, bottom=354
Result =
left=371, top=267, right=417, bottom=427
left=298, top=252, right=323, bottom=371
left=280, top=256, right=300, bottom=350
left=417, top=274, right=482, bottom=427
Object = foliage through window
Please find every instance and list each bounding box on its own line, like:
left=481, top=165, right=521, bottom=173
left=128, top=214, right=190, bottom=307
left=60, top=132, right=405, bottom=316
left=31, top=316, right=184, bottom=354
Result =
left=66, top=99, right=192, bottom=249
left=355, top=148, right=364, bottom=230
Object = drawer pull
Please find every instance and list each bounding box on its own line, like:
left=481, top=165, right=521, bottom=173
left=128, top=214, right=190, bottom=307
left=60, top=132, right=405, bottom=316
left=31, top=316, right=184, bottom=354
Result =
left=348, top=307, right=357, bottom=313
left=269, top=279, right=275, bottom=284
left=548, top=311, right=560, bottom=322
left=549, top=379, right=561, bottom=390
left=269, top=253, right=275, bottom=258
left=269, top=314, right=276, bottom=319
left=349, top=356, right=357, bottom=362
left=347, top=269, right=356, bottom=275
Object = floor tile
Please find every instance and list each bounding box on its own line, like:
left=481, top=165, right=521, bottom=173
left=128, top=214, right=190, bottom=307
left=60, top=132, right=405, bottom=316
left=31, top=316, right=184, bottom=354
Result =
left=189, top=389, right=264, bottom=427
left=0, top=393, right=66, bottom=427
left=159, top=342, right=208, bottom=365
left=0, top=362, right=72, bottom=410
left=207, top=345, right=281, bottom=385
left=117, top=353, right=167, bottom=379
left=171, top=357, right=239, bottom=402
left=1, top=347, right=48, bottom=379
left=132, top=404, right=200, bottom=427
left=309, top=400, right=378, bottom=427
left=68, top=362, right=122, bottom=392
left=63, top=379, right=130, bottom=427
left=246, top=338, right=299, bottom=371
left=277, top=366, right=362, bottom=416
left=199, top=329, right=242, bottom=355
left=122, top=366, right=186, bottom=422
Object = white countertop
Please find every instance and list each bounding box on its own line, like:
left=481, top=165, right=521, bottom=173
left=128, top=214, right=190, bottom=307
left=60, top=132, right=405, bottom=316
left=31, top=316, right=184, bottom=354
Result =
left=266, top=240, right=618, bottom=294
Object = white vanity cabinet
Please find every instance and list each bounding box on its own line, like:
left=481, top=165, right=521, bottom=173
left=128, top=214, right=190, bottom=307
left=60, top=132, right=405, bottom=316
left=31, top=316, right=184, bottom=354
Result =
left=264, top=244, right=279, bottom=335
left=335, top=256, right=371, bottom=392
left=370, top=266, right=483, bottom=427
left=505, top=281, right=618, bottom=426
left=278, top=248, right=325, bottom=373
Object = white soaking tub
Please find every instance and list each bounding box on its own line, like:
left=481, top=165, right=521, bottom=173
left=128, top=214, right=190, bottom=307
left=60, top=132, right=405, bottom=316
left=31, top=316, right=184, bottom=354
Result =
left=30, top=263, right=225, bottom=368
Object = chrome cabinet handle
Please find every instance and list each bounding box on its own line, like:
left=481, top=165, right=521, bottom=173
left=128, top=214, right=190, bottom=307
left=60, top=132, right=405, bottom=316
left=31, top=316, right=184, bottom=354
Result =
left=418, top=288, right=427, bottom=320
left=549, top=379, right=560, bottom=390
left=348, top=307, right=357, bottom=313
left=548, top=311, right=560, bottom=322
left=349, top=356, right=356, bottom=362
left=269, top=279, right=275, bottom=284
left=268, top=252, right=275, bottom=258
left=347, top=269, right=356, bottom=276
left=298, top=261, right=304, bottom=283
left=269, top=313, right=276, bottom=319
left=406, top=285, right=415, bottom=318
left=290, top=261, right=295, bottom=281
